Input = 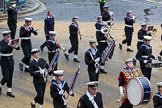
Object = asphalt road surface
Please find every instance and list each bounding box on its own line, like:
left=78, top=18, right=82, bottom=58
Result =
left=24, top=0, right=162, bottom=24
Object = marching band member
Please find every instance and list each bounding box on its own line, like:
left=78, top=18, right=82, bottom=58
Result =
left=136, top=36, right=155, bottom=80
left=118, top=58, right=139, bottom=108
left=40, top=10, right=55, bottom=52
left=50, top=70, right=74, bottom=108
left=101, top=5, right=114, bottom=26
left=119, top=10, right=136, bottom=52
left=64, top=16, right=81, bottom=63
left=46, top=31, right=66, bottom=71
left=137, top=23, right=152, bottom=50
left=0, top=31, right=20, bottom=98
left=98, top=0, right=107, bottom=14
left=153, top=82, right=162, bottom=108
left=29, top=48, right=49, bottom=108
left=95, top=16, right=103, bottom=39
left=19, top=18, right=38, bottom=72
left=7, top=1, right=17, bottom=39
left=84, top=39, right=101, bottom=81
left=96, top=23, right=108, bottom=74
left=77, top=81, right=104, bottom=108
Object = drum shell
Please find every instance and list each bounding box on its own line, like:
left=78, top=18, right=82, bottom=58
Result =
left=127, top=77, right=153, bottom=105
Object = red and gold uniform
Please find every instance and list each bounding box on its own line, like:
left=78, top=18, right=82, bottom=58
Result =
left=118, top=67, right=139, bottom=108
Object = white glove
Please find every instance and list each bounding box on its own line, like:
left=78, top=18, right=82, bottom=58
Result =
left=119, top=86, right=124, bottom=97
left=59, top=90, right=64, bottom=95
left=69, top=90, right=73, bottom=95
left=95, top=58, right=100, bottom=63
left=40, top=69, right=45, bottom=75
left=143, top=60, right=148, bottom=64
left=132, top=16, right=136, bottom=20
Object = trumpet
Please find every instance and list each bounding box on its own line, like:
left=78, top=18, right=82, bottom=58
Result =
left=153, top=28, right=157, bottom=34
left=101, top=25, right=114, bottom=43
left=101, top=25, right=111, bottom=34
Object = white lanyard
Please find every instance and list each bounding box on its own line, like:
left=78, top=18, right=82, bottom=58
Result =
left=86, top=91, right=98, bottom=108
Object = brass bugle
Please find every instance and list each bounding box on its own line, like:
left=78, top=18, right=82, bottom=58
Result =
left=153, top=28, right=157, bottom=34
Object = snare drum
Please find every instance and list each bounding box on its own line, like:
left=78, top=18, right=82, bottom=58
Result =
left=127, top=77, right=152, bottom=105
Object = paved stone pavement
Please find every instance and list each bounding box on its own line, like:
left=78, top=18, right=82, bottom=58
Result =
left=0, top=0, right=162, bottom=108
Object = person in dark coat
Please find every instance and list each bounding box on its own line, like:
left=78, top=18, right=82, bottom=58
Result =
left=136, top=36, right=155, bottom=80
left=40, top=10, right=55, bottom=52
left=153, top=82, right=162, bottom=108
left=85, top=39, right=101, bottom=81
left=119, top=10, right=136, bottom=52
left=29, top=48, right=49, bottom=108
left=7, top=1, right=17, bottom=39
left=64, top=16, right=81, bottom=63
left=0, top=31, right=20, bottom=98
left=50, top=70, right=73, bottom=108
left=77, top=81, right=104, bottom=108
left=19, top=18, right=38, bottom=72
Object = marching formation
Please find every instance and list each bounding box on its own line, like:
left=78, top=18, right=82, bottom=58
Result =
left=0, top=0, right=162, bottom=108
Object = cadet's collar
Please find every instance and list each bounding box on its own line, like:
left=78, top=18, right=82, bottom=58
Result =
left=155, top=92, right=162, bottom=99
left=54, top=80, right=64, bottom=84
left=124, top=67, right=133, bottom=72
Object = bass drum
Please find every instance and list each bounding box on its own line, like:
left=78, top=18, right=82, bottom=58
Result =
left=127, top=77, right=152, bottom=105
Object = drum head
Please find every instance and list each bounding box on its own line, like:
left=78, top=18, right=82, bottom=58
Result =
left=127, top=78, right=142, bottom=105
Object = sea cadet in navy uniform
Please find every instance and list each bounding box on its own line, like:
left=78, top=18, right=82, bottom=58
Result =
left=136, top=36, right=155, bottom=80
left=119, top=10, right=136, bottom=52
left=0, top=31, right=20, bottom=97
left=19, top=18, right=38, bottom=72
left=7, top=1, right=17, bottom=39
left=95, top=16, right=103, bottom=40
left=101, top=5, right=114, bottom=26
left=85, top=39, right=101, bottom=81
left=64, top=16, right=80, bottom=63
left=46, top=31, right=66, bottom=70
left=137, top=23, right=152, bottom=50
left=50, top=70, right=74, bottom=108
left=29, top=48, right=49, bottom=108
left=96, top=23, right=108, bottom=74
left=153, top=82, right=162, bottom=108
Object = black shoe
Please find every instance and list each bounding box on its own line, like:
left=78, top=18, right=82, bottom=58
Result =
left=31, top=103, right=36, bottom=108
left=19, top=63, right=24, bottom=72
left=7, top=92, right=15, bottom=98
left=40, top=46, right=43, bottom=52
left=0, top=87, right=2, bottom=94
left=100, top=69, right=107, bottom=74
left=119, top=43, right=122, bottom=50
left=64, top=54, right=69, bottom=61
left=73, top=58, right=80, bottom=63
left=133, top=58, right=137, bottom=66
left=158, top=56, right=162, bottom=61
left=25, top=68, right=30, bottom=73
left=127, top=49, right=134, bottom=52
